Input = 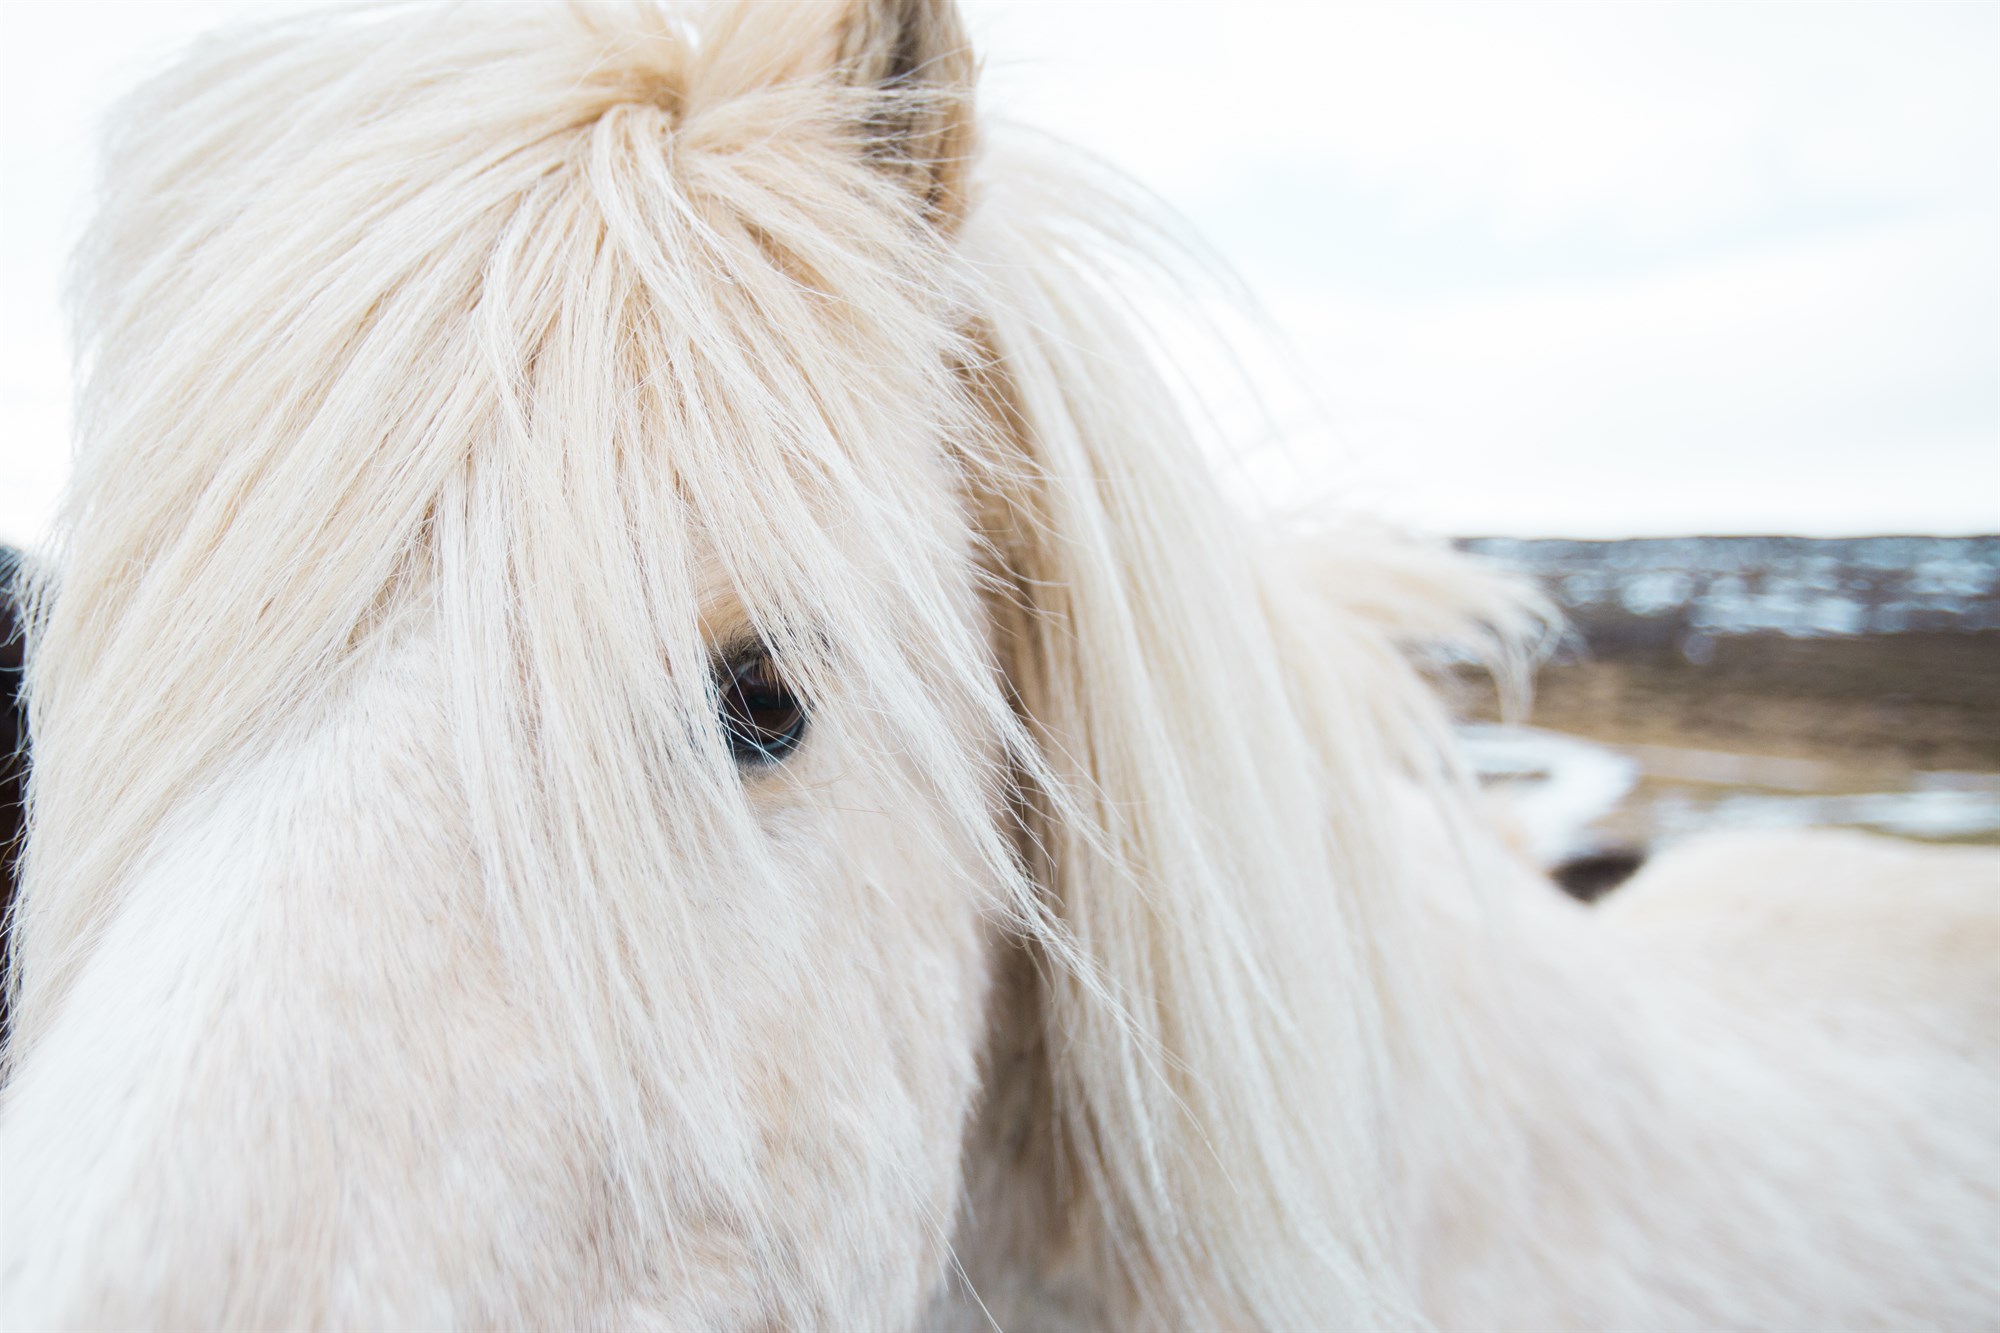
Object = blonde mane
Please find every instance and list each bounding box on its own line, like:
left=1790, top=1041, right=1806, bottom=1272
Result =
left=5, top=4, right=1990, bottom=1329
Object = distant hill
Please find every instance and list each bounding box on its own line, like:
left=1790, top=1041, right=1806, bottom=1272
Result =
left=1461, top=536, right=2000, bottom=654
left=1455, top=536, right=2000, bottom=771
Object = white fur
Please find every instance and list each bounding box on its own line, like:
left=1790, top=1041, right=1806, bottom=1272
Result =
left=2, top=3, right=1993, bottom=1329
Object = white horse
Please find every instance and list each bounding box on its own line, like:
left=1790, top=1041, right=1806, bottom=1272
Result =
left=2, top=2, right=1993, bottom=1328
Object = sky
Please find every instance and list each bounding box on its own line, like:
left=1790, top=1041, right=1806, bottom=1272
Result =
left=1, top=0, right=1995, bottom=544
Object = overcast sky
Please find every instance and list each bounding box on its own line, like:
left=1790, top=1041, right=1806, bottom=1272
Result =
left=2, top=1, right=1995, bottom=544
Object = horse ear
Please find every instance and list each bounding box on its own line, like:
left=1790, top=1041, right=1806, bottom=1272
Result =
left=696, top=0, right=978, bottom=227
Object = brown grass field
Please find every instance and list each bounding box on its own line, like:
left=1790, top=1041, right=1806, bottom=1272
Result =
left=1460, top=630, right=2000, bottom=870
left=1525, top=631, right=1999, bottom=774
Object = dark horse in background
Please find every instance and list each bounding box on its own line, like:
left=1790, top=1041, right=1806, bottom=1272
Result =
left=2, top=547, right=26, bottom=1025
left=1, top=546, right=23, bottom=885
left=1, top=551, right=23, bottom=853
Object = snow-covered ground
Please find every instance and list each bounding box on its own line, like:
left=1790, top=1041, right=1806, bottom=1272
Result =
left=1464, top=723, right=2000, bottom=868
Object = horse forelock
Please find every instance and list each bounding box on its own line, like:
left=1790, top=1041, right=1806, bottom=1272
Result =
left=17, top=0, right=1011, bottom=1011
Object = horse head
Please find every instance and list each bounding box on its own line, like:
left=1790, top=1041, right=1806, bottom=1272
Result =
left=0, top=2, right=1491, bottom=1325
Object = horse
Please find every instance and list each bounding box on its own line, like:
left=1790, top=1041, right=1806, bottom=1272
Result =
left=1, top=2, right=1993, bottom=1328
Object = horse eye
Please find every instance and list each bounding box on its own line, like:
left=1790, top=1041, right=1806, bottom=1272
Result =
left=717, top=649, right=807, bottom=766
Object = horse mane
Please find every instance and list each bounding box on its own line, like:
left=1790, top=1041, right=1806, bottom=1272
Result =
left=956, top=151, right=1553, bottom=1324
left=9, top=3, right=1537, bottom=1324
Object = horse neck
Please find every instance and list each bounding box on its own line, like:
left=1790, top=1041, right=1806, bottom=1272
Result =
left=948, top=516, right=1698, bottom=1324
